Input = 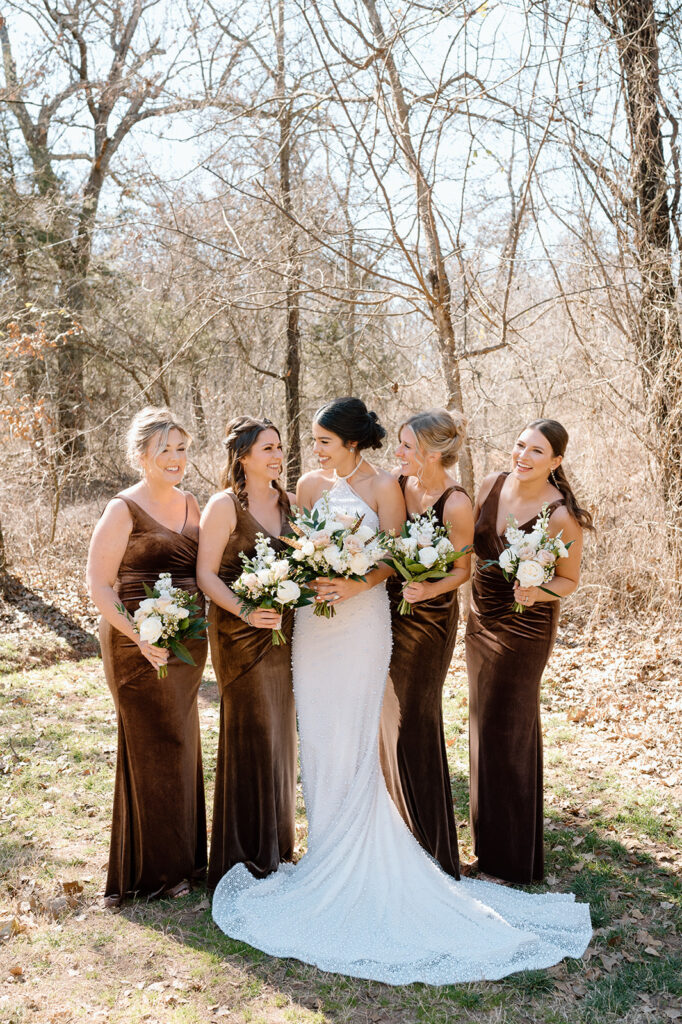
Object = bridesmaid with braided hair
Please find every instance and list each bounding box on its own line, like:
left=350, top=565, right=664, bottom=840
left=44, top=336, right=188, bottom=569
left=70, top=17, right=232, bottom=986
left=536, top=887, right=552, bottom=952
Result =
left=466, top=418, right=593, bottom=884
left=197, top=417, right=297, bottom=886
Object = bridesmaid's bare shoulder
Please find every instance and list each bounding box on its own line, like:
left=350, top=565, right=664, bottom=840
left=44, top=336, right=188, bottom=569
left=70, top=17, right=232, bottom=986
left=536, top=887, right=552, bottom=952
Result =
left=201, top=489, right=238, bottom=530
left=548, top=503, right=581, bottom=537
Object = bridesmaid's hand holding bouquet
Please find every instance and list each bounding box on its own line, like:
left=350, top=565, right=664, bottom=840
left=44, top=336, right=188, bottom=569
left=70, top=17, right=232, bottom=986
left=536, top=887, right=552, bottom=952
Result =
left=379, top=508, right=470, bottom=614
left=282, top=496, right=385, bottom=617
left=233, top=534, right=315, bottom=643
left=495, top=505, right=571, bottom=613
left=117, top=572, right=207, bottom=678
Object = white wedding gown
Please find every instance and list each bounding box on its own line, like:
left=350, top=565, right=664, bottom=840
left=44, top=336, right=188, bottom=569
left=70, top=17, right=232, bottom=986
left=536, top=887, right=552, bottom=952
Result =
left=212, top=478, right=592, bottom=984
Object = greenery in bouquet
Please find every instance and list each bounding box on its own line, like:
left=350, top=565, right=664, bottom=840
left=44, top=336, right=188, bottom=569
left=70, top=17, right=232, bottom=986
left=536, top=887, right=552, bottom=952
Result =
left=495, top=503, right=572, bottom=613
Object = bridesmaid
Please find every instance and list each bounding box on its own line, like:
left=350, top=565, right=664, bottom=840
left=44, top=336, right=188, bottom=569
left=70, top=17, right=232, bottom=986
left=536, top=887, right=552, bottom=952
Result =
left=197, top=416, right=297, bottom=886
left=379, top=409, right=473, bottom=879
left=86, top=407, right=208, bottom=904
left=466, top=418, right=593, bottom=884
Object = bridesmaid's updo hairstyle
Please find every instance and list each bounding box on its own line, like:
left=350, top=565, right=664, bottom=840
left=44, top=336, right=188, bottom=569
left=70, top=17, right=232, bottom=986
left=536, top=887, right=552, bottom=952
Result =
left=401, top=408, right=466, bottom=468
left=221, top=415, right=288, bottom=513
left=526, top=419, right=595, bottom=531
left=126, top=406, right=192, bottom=474
left=314, top=397, right=386, bottom=451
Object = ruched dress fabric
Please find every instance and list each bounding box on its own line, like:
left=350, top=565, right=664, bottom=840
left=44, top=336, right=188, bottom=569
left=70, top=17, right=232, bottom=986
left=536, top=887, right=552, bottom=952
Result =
left=466, top=473, right=564, bottom=884
left=207, top=494, right=296, bottom=887
left=380, top=478, right=469, bottom=879
left=212, top=477, right=591, bottom=985
left=100, top=496, right=208, bottom=901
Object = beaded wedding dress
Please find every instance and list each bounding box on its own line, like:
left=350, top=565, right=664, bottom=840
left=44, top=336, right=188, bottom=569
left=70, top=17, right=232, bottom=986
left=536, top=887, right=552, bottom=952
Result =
left=212, top=477, right=592, bottom=984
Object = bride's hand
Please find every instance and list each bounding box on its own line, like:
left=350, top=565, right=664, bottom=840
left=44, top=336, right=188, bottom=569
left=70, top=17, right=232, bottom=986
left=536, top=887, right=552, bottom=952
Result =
left=313, top=577, right=368, bottom=605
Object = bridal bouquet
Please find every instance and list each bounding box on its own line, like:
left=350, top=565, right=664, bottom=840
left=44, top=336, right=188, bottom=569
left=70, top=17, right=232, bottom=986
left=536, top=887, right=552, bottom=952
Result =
left=233, top=533, right=315, bottom=644
left=118, top=572, right=207, bottom=678
left=283, top=497, right=385, bottom=617
left=496, top=504, right=571, bottom=613
left=379, top=508, right=469, bottom=615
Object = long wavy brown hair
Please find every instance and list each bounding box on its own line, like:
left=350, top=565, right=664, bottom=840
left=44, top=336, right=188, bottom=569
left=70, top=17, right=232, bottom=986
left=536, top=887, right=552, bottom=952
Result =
left=526, top=419, right=595, bottom=531
left=220, top=416, right=289, bottom=514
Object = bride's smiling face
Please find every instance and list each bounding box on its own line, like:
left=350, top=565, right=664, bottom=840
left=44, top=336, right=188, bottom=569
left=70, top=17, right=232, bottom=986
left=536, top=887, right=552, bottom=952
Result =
left=312, top=421, right=353, bottom=472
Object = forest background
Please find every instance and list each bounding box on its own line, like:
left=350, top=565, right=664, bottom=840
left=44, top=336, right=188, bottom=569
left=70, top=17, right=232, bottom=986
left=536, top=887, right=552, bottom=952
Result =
left=1, top=2, right=681, bottom=1023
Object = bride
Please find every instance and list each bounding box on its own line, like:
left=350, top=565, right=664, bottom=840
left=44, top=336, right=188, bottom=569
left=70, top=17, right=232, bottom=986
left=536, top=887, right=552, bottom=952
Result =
left=212, top=397, right=591, bottom=985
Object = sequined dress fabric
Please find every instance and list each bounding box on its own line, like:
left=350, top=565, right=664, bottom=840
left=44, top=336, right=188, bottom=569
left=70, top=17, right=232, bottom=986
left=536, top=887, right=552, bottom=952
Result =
left=212, top=478, right=592, bottom=984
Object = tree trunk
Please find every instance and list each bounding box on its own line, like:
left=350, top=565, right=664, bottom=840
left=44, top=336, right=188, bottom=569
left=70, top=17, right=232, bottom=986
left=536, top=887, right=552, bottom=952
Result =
left=277, top=0, right=302, bottom=488
left=361, top=0, right=475, bottom=497
left=593, top=0, right=682, bottom=549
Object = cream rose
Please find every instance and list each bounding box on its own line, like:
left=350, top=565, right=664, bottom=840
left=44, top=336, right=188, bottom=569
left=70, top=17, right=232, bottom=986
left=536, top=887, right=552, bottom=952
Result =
left=138, top=615, right=163, bottom=644
left=276, top=579, right=300, bottom=604
left=349, top=551, right=371, bottom=575
left=537, top=549, right=555, bottom=567
left=418, top=546, right=439, bottom=568
left=516, top=559, right=545, bottom=588
left=516, top=543, right=537, bottom=560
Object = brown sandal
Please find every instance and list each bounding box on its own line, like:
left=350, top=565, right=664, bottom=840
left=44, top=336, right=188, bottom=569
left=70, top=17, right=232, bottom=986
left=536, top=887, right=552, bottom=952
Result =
left=167, top=880, right=191, bottom=899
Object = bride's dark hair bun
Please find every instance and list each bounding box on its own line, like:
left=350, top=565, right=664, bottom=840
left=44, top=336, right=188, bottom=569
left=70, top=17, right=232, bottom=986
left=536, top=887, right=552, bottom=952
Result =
left=314, top=396, right=386, bottom=451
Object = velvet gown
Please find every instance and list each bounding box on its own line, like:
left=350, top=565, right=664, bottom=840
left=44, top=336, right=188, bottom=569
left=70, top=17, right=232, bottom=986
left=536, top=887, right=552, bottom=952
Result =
left=465, top=473, right=565, bottom=884
left=207, top=493, right=297, bottom=887
left=380, top=478, right=469, bottom=879
left=100, top=495, right=208, bottom=901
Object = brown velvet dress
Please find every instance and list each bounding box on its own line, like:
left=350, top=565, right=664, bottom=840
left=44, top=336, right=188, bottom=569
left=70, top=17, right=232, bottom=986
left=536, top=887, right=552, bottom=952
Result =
left=465, top=473, right=564, bottom=884
left=379, top=479, right=469, bottom=879
left=207, top=493, right=297, bottom=887
left=100, top=495, right=208, bottom=901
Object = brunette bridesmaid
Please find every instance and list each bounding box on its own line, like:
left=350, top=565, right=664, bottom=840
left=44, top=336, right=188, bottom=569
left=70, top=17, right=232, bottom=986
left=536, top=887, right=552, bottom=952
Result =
left=87, top=407, right=208, bottom=904
left=466, top=418, right=593, bottom=884
left=197, top=417, right=297, bottom=886
left=379, top=409, right=474, bottom=879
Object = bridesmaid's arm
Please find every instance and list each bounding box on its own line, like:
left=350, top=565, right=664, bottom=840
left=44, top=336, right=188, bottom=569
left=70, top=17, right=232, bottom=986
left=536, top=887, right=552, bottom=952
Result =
left=197, top=494, right=281, bottom=629
left=86, top=499, right=168, bottom=672
left=402, top=491, right=474, bottom=603
left=514, top=506, right=584, bottom=606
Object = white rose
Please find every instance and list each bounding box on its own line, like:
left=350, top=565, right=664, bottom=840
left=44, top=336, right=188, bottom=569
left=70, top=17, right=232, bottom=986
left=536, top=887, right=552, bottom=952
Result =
left=335, top=513, right=357, bottom=527
left=241, top=572, right=260, bottom=593
left=436, top=537, right=454, bottom=555
left=256, top=567, right=274, bottom=586
left=527, top=529, right=544, bottom=548
left=416, top=530, right=434, bottom=547
left=323, top=545, right=346, bottom=573
left=516, top=559, right=545, bottom=588
left=164, top=603, right=184, bottom=619
left=292, top=548, right=306, bottom=562
left=418, top=546, right=439, bottom=568
left=153, top=596, right=175, bottom=613
left=499, top=548, right=516, bottom=573
left=325, top=520, right=345, bottom=535
left=301, top=539, right=316, bottom=557
left=137, top=598, right=156, bottom=613
left=276, top=579, right=300, bottom=604
left=355, top=524, right=375, bottom=543
left=271, top=559, right=290, bottom=581
left=349, top=551, right=371, bottom=576
left=138, top=615, right=163, bottom=644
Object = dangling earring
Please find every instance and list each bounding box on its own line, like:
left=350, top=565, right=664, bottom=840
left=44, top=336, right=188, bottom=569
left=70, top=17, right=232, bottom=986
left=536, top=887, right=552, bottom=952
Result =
left=550, top=469, right=558, bottom=486
left=349, top=446, right=355, bottom=453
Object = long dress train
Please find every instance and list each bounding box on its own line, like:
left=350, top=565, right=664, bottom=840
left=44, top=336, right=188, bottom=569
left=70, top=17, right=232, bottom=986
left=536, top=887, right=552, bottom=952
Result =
left=212, top=477, right=591, bottom=985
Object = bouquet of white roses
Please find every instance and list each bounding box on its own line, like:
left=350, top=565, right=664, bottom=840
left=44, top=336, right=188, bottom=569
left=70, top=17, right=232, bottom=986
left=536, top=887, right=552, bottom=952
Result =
left=232, top=533, right=315, bottom=644
left=379, top=508, right=469, bottom=615
left=496, top=504, right=571, bottom=613
left=283, top=496, right=385, bottom=617
left=117, top=572, right=207, bottom=678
